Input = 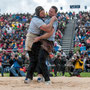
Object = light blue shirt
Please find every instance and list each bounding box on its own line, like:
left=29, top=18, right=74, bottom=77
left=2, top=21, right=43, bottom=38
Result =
left=45, top=18, right=58, bottom=41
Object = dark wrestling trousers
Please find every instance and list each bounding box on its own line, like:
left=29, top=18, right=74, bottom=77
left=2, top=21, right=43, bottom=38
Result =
left=26, top=41, right=41, bottom=80
left=37, top=40, right=54, bottom=81
left=26, top=40, right=52, bottom=81
left=37, top=48, right=50, bottom=81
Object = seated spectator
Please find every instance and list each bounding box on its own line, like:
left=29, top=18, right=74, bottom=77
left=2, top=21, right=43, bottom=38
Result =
left=53, top=54, right=66, bottom=76
left=86, top=37, right=90, bottom=49
left=2, top=43, right=7, bottom=50
left=85, top=21, right=90, bottom=28
left=87, top=48, right=90, bottom=56
left=9, top=54, right=25, bottom=77
left=75, top=35, right=80, bottom=42
left=54, top=42, right=60, bottom=52
left=0, top=55, right=4, bottom=77
left=80, top=43, right=86, bottom=54
left=76, top=51, right=80, bottom=57
left=21, top=51, right=29, bottom=64
left=72, top=56, right=84, bottom=77
left=86, top=30, right=90, bottom=37
left=7, top=45, right=12, bottom=53
left=18, top=44, right=23, bottom=53
left=2, top=54, right=10, bottom=73
left=68, top=50, right=73, bottom=59
left=74, top=44, right=80, bottom=53
left=85, top=57, right=90, bottom=72
left=66, top=57, right=75, bottom=76
left=60, top=49, right=67, bottom=57
left=6, top=27, right=12, bottom=34
left=13, top=45, right=18, bottom=53
left=78, top=42, right=82, bottom=47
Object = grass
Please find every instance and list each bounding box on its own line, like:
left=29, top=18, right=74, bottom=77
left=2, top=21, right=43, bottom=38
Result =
left=1, top=72, right=90, bottom=77
left=50, top=72, right=90, bottom=77
left=80, top=72, right=90, bottom=77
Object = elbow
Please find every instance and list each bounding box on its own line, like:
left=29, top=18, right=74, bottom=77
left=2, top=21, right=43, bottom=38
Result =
left=47, top=30, right=51, bottom=33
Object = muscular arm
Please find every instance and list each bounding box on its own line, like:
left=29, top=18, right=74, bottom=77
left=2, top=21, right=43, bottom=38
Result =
left=39, top=28, right=54, bottom=39
left=34, top=28, right=54, bottom=42
left=40, top=16, right=57, bottom=33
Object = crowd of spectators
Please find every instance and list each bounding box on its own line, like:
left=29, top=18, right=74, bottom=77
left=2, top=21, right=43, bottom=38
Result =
left=47, top=11, right=90, bottom=77
left=0, top=13, right=32, bottom=76
left=0, top=12, right=69, bottom=77
left=0, top=11, right=89, bottom=77
left=65, top=11, right=90, bottom=77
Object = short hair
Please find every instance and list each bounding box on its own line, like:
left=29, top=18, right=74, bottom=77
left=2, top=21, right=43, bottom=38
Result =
left=51, top=6, right=58, bottom=13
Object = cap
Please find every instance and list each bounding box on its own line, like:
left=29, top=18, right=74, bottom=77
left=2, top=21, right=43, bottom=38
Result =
left=35, top=6, right=44, bottom=17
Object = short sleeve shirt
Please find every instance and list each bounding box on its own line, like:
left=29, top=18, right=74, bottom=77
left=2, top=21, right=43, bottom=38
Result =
left=28, top=17, right=45, bottom=35
left=45, top=18, right=58, bottom=41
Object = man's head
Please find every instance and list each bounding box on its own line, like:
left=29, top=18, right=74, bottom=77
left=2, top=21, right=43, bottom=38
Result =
left=49, top=6, right=58, bottom=17
left=15, top=54, right=18, bottom=59
left=35, top=6, right=45, bottom=18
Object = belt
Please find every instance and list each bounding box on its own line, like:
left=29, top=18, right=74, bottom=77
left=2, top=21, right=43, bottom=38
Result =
left=30, top=32, right=40, bottom=36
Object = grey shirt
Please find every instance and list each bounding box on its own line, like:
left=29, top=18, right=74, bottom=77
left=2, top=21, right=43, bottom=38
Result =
left=45, top=18, right=58, bottom=41
left=28, top=17, right=45, bottom=35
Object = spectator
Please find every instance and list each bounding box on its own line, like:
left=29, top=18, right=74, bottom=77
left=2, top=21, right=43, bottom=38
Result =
left=72, top=56, right=84, bottom=77
left=80, top=43, right=86, bottom=54
left=86, top=37, right=90, bottom=49
left=9, top=54, right=25, bottom=77
left=85, top=57, right=90, bottom=72
left=68, top=50, right=73, bottom=59
left=0, top=54, right=4, bottom=76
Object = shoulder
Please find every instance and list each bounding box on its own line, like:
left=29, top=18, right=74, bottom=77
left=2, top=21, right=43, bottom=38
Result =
left=53, top=21, right=58, bottom=29
left=54, top=21, right=58, bottom=25
left=32, top=17, right=43, bottom=22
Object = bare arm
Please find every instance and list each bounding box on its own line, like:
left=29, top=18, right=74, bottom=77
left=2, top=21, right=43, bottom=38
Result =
left=39, top=28, right=54, bottom=39
left=34, top=28, right=54, bottom=42
left=40, top=16, right=57, bottom=33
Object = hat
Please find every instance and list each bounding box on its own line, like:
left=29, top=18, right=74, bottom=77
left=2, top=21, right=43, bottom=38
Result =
left=35, top=6, right=44, bottom=17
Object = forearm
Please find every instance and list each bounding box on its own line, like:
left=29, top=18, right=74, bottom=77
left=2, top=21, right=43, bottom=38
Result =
left=40, top=22, right=54, bottom=33
left=39, top=29, right=54, bottom=39
left=40, top=16, right=57, bottom=33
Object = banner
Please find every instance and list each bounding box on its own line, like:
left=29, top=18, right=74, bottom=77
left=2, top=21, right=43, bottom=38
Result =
left=85, top=6, right=87, bottom=9
left=70, top=5, right=80, bottom=9
left=60, top=7, right=63, bottom=10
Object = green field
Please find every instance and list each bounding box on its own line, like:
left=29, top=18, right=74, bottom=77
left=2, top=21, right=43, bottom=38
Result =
left=50, top=72, right=90, bottom=77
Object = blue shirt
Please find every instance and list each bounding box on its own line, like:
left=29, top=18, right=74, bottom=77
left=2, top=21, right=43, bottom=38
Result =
left=13, top=59, right=21, bottom=68
left=54, top=46, right=59, bottom=52
left=80, top=46, right=86, bottom=52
